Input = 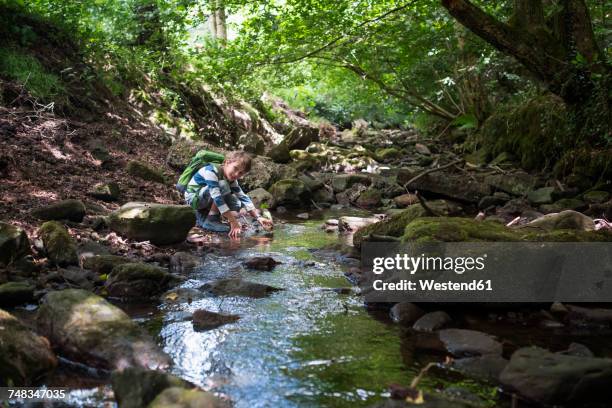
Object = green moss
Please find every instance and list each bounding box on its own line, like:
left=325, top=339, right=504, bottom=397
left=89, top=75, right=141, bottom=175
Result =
left=110, top=263, right=169, bottom=281
left=477, top=95, right=572, bottom=171
left=39, top=221, right=78, bottom=266
left=0, top=47, right=65, bottom=100
left=401, top=217, right=612, bottom=243
left=553, top=147, right=612, bottom=181
left=375, top=147, right=402, bottom=161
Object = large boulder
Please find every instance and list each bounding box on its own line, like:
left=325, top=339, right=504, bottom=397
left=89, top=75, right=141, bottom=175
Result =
left=31, top=199, right=86, bottom=222
left=166, top=139, right=213, bottom=170
left=37, top=289, right=170, bottom=370
left=500, top=347, right=612, bottom=406
left=0, top=222, right=31, bottom=266
left=240, top=156, right=297, bottom=191
left=267, top=140, right=291, bottom=163
left=39, top=221, right=79, bottom=266
left=127, top=161, right=166, bottom=183
left=268, top=179, right=308, bottom=208
left=82, top=254, right=131, bottom=275
left=248, top=188, right=274, bottom=208
left=0, top=309, right=57, bottom=386
left=108, top=202, right=195, bottom=245
left=389, top=302, right=425, bottom=326
left=484, top=172, right=539, bottom=196
left=105, top=263, right=181, bottom=300
left=417, top=329, right=503, bottom=357
left=522, top=210, right=595, bottom=232
left=237, top=132, right=265, bottom=155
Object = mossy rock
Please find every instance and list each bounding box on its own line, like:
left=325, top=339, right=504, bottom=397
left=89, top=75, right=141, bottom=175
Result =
left=112, top=367, right=193, bottom=408
left=0, top=282, right=34, bottom=307
left=554, top=147, right=612, bottom=181
left=401, top=217, right=612, bottom=243
left=484, top=172, right=539, bottom=196
left=540, top=198, right=586, bottom=214
left=267, top=140, right=291, bottom=163
left=353, top=201, right=463, bottom=248
left=0, top=309, right=57, bottom=386
left=268, top=179, right=308, bottom=208
left=527, top=187, right=556, bottom=205
left=355, top=188, right=382, bottom=208
left=82, top=254, right=131, bottom=275
left=127, top=161, right=166, bottom=183
left=148, top=387, right=229, bottom=408
left=284, top=125, right=319, bottom=150
left=375, top=147, right=402, bottom=161
left=0, top=222, right=31, bottom=266
left=39, top=221, right=78, bottom=266
left=88, top=182, right=120, bottom=202
left=165, top=139, right=212, bottom=170
left=237, top=132, right=265, bottom=155
left=106, top=262, right=180, bottom=300
left=31, top=199, right=86, bottom=222
left=477, top=95, right=572, bottom=171
left=108, top=202, right=195, bottom=245
left=331, top=173, right=372, bottom=193
left=36, top=289, right=169, bottom=370
left=583, top=190, right=610, bottom=204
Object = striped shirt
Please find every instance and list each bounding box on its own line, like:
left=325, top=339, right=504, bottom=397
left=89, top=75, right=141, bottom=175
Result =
left=186, top=164, right=255, bottom=214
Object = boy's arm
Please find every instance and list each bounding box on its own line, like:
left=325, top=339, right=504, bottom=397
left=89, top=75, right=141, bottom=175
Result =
left=195, top=166, right=231, bottom=214
left=229, top=180, right=257, bottom=214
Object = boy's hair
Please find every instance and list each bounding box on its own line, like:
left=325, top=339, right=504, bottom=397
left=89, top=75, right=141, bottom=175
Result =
left=224, top=150, right=252, bottom=172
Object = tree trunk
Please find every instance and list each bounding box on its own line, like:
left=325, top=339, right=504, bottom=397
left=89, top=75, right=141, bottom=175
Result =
left=209, top=0, right=218, bottom=39
left=215, top=1, right=227, bottom=44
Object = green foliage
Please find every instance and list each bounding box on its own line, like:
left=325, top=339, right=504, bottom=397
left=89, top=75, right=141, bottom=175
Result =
left=0, top=47, right=65, bottom=100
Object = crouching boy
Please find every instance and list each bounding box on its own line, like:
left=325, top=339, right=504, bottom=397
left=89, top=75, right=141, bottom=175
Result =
left=184, top=151, right=273, bottom=238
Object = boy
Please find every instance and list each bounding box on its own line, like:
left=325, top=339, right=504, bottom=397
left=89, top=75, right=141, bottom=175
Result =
left=184, top=151, right=273, bottom=238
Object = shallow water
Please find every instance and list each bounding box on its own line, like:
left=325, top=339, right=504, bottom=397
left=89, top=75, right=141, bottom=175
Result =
left=16, top=211, right=612, bottom=407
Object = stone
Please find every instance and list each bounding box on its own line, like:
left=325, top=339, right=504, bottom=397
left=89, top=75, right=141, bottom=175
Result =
left=296, top=212, right=309, bottom=220
left=389, top=302, right=425, bottom=326
left=244, top=256, right=281, bottom=271
left=240, top=156, right=297, bottom=191
left=106, top=263, right=181, bottom=300
left=478, top=194, right=510, bottom=209
left=451, top=355, right=508, bottom=383
left=248, top=188, right=274, bottom=209
left=484, top=172, right=539, bottom=196
left=82, top=254, right=131, bottom=275
left=31, top=199, right=86, bottom=222
left=267, top=141, right=291, bottom=163
left=192, top=309, right=240, bottom=331
left=312, top=187, right=336, bottom=204
left=268, top=179, right=308, bottom=208
left=108, top=202, right=195, bottom=245
left=583, top=190, right=610, bottom=204
left=356, top=188, right=382, bottom=208
left=440, top=329, right=502, bottom=357
left=0, top=222, right=31, bottom=266
left=165, top=139, right=211, bottom=170
left=558, top=342, right=594, bottom=358
left=111, top=367, right=192, bottom=408
left=88, top=182, right=120, bottom=202
left=200, top=278, right=281, bottom=298
left=523, top=210, right=595, bottom=231
left=398, top=170, right=490, bottom=203
left=148, top=387, right=229, bottom=408
left=37, top=289, right=169, bottom=370
left=412, top=311, right=451, bottom=332
left=298, top=174, right=324, bottom=192
left=237, top=132, right=265, bottom=155
left=375, top=147, right=402, bottom=161
left=284, top=125, right=320, bottom=150
left=540, top=198, right=586, bottom=214
left=393, top=193, right=418, bottom=208
left=414, top=143, right=431, bottom=155
left=565, top=305, right=612, bottom=326
left=338, top=216, right=380, bottom=233
left=39, top=221, right=78, bottom=266
left=527, top=187, right=556, bottom=205
left=170, top=252, right=202, bottom=275
left=0, top=309, right=57, bottom=386
left=0, top=282, right=34, bottom=307
left=331, top=173, right=372, bottom=193
left=127, top=161, right=166, bottom=183
left=499, top=346, right=612, bottom=406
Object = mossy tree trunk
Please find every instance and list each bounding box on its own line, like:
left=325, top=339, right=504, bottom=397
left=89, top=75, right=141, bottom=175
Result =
left=441, top=0, right=610, bottom=139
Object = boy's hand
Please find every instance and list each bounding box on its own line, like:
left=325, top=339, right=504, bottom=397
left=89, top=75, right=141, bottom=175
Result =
left=257, top=216, right=274, bottom=231
left=229, top=221, right=242, bottom=239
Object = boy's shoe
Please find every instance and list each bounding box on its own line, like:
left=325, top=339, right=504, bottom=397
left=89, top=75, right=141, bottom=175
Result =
left=200, top=213, right=230, bottom=233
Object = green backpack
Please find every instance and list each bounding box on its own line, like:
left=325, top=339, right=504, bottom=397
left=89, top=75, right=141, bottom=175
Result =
left=176, top=149, right=225, bottom=194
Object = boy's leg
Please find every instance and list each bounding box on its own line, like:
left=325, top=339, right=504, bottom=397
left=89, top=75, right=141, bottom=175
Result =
left=200, top=201, right=230, bottom=232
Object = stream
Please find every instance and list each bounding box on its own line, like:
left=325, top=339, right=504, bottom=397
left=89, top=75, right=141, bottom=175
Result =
left=23, top=210, right=612, bottom=408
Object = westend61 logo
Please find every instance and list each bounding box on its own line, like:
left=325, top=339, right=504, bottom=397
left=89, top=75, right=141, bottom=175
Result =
left=361, top=242, right=612, bottom=303
left=372, top=253, right=487, bottom=275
